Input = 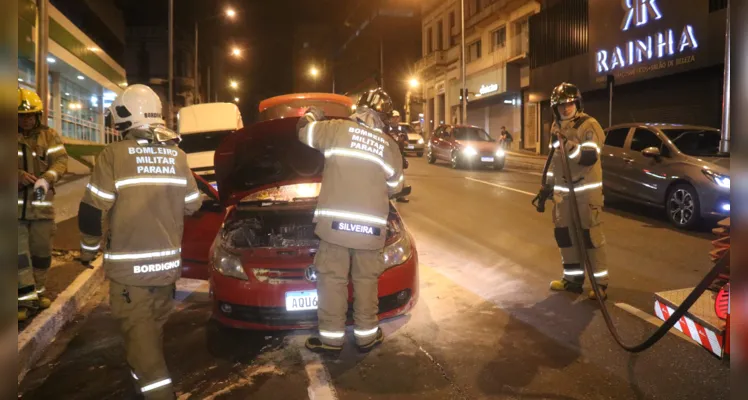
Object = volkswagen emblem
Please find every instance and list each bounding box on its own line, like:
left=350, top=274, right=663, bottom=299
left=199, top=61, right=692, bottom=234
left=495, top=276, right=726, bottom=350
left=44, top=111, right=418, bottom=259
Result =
left=305, top=265, right=318, bottom=283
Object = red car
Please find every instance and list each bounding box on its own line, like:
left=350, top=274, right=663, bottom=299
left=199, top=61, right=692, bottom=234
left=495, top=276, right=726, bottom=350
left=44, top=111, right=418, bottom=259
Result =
left=427, top=124, right=506, bottom=170
left=181, top=94, right=419, bottom=330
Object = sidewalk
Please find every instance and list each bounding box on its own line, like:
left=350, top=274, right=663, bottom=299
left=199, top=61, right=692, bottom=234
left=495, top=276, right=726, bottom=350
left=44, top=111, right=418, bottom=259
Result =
left=505, top=149, right=547, bottom=171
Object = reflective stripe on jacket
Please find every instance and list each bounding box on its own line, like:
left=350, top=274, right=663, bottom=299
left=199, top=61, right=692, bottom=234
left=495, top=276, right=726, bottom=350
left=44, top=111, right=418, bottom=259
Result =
left=549, top=112, right=605, bottom=206
left=299, top=117, right=404, bottom=250
left=80, top=137, right=201, bottom=286
left=17, top=126, right=69, bottom=220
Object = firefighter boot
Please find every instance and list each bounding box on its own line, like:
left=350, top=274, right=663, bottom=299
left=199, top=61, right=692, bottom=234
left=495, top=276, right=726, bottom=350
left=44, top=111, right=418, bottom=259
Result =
left=549, top=279, right=583, bottom=294
left=305, top=337, right=343, bottom=356
left=18, top=307, right=30, bottom=322
left=33, top=267, right=52, bottom=309
left=356, top=328, right=384, bottom=354
left=588, top=286, right=608, bottom=301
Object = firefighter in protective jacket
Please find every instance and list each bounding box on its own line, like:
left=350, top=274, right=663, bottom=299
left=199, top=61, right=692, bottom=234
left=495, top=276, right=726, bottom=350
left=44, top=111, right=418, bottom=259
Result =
left=78, top=84, right=201, bottom=399
left=296, top=88, right=404, bottom=354
left=18, top=88, right=68, bottom=321
left=546, top=83, right=609, bottom=300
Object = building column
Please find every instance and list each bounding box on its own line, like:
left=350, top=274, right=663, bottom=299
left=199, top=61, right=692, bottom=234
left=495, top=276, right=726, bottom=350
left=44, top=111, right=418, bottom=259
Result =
left=445, top=90, right=452, bottom=127
left=434, top=94, right=441, bottom=129
left=50, top=71, right=62, bottom=133
left=484, top=105, right=490, bottom=136
left=424, top=97, right=433, bottom=138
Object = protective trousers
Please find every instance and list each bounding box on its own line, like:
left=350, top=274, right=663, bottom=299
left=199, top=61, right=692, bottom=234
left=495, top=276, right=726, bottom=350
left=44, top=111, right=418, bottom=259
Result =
left=109, top=281, right=175, bottom=400
left=316, top=240, right=383, bottom=347
left=17, top=220, right=55, bottom=300
left=552, top=196, right=609, bottom=287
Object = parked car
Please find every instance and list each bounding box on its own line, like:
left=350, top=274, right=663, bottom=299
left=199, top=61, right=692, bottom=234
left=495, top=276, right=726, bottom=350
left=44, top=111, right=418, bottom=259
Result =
left=427, top=124, right=505, bottom=170
left=181, top=94, right=419, bottom=330
left=395, top=123, right=425, bottom=157
left=602, top=123, right=730, bottom=228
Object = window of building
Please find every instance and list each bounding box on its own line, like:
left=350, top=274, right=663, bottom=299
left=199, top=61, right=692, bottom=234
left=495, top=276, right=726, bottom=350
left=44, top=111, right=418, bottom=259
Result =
left=467, top=40, right=482, bottom=62
left=437, top=21, right=444, bottom=50
left=470, top=0, right=481, bottom=16
left=491, top=26, right=506, bottom=51
left=450, top=11, right=455, bottom=29
left=427, top=26, right=433, bottom=53
left=604, top=128, right=629, bottom=148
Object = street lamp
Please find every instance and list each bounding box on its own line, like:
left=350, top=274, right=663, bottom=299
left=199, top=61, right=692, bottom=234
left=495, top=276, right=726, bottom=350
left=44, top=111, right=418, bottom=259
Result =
left=234, top=97, right=239, bottom=102
left=230, top=47, right=242, bottom=57
left=225, top=7, right=237, bottom=19
left=309, top=66, right=320, bottom=78
left=229, top=80, right=239, bottom=89
left=409, top=77, right=419, bottom=88
left=193, top=6, right=239, bottom=105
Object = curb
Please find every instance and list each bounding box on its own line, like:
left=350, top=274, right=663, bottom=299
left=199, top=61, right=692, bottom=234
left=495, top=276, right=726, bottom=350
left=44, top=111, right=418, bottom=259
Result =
left=17, top=257, right=105, bottom=384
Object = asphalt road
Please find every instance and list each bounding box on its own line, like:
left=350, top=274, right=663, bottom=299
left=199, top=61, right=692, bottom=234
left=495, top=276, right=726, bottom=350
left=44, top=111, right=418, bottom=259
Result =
left=19, top=155, right=729, bottom=399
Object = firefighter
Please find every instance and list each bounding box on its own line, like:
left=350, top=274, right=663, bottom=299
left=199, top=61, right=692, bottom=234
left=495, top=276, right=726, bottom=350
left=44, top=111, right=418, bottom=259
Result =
left=546, top=82, right=609, bottom=300
left=78, top=84, right=201, bottom=399
left=17, top=88, right=69, bottom=321
left=297, top=88, right=404, bottom=354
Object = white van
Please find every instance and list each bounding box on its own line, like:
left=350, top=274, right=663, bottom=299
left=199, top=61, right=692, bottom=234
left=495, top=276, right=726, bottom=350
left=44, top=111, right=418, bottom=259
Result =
left=177, top=103, right=243, bottom=186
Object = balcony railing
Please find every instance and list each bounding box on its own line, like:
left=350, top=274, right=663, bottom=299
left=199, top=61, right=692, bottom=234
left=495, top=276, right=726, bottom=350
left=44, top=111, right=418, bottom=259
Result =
left=509, top=31, right=530, bottom=60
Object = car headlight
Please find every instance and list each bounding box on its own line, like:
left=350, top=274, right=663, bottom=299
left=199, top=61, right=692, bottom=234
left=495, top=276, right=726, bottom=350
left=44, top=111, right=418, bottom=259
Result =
left=495, top=148, right=505, bottom=157
left=463, top=146, right=478, bottom=156
left=381, top=232, right=413, bottom=268
left=417, top=138, right=424, bottom=144
left=212, top=245, right=249, bottom=280
left=702, top=169, right=730, bottom=189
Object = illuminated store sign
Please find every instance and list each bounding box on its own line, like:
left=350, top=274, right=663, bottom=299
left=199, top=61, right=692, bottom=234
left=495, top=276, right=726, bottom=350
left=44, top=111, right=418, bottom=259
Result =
left=479, top=83, right=498, bottom=95
left=596, top=0, right=698, bottom=73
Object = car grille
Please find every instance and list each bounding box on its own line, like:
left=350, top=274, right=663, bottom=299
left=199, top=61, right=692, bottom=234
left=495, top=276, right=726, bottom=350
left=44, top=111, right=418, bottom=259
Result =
left=217, top=289, right=412, bottom=326
left=408, top=139, right=419, bottom=144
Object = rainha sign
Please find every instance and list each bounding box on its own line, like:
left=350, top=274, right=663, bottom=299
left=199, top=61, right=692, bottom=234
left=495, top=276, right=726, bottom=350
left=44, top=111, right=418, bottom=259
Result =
left=589, top=0, right=708, bottom=85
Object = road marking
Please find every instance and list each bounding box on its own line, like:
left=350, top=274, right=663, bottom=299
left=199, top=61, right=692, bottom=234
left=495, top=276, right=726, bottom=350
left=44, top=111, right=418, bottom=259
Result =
left=503, top=167, right=543, bottom=177
left=295, top=337, right=339, bottom=400
left=465, top=177, right=536, bottom=196
left=614, top=302, right=699, bottom=347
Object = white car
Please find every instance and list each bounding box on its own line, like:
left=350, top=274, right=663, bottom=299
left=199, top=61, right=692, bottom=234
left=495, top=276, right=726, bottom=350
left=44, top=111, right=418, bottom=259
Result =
left=178, top=103, right=243, bottom=187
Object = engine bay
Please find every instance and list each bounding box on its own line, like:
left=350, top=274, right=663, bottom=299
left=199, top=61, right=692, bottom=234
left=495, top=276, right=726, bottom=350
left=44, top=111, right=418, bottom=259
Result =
left=222, top=208, right=319, bottom=249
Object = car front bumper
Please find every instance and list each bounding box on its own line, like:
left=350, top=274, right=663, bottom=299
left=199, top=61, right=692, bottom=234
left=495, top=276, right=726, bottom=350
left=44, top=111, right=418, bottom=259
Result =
left=210, top=251, right=419, bottom=330
left=697, top=184, right=730, bottom=218
left=403, top=143, right=425, bottom=154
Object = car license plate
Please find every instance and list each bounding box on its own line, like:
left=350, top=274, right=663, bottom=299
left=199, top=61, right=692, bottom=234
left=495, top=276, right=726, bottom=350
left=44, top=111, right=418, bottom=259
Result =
left=285, top=290, right=318, bottom=311
left=406, top=145, right=415, bottom=149
left=481, top=156, right=495, bottom=162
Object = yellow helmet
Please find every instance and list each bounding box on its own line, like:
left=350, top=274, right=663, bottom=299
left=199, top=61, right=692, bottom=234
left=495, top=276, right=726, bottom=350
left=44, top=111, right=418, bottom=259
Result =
left=18, top=88, right=43, bottom=114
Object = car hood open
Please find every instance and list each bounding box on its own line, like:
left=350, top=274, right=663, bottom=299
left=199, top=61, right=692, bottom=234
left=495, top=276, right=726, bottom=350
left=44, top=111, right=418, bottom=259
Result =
left=214, top=117, right=325, bottom=207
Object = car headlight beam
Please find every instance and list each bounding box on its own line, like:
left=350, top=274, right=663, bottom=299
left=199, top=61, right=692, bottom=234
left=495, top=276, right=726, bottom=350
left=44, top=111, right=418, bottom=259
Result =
left=495, top=148, right=505, bottom=157
left=702, top=169, right=730, bottom=189
left=417, top=138, right=424, bottom=144
left=463, top=146, right=478, bottom=156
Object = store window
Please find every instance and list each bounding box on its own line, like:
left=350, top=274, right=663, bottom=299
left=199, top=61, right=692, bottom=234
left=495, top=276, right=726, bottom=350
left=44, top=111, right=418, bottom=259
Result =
left=60, top=76, right=101, bottom=142
left=468, top=40, right=482, bottom=62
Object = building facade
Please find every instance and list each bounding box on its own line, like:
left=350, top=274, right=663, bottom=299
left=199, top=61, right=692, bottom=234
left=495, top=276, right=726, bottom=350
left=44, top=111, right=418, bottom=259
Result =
left=527, top=0, right=728, bottom=154
left=415, top=0, right=540, bottom=150
left=18, top=0, right=127, bottom=144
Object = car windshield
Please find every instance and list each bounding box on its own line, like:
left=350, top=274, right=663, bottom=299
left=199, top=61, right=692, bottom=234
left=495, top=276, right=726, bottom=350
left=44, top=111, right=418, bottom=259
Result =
left=179, top=130, right=232, bottom=154
left=662, top=129, right=728, bottom=157
left=395, top=124, right=414, bottom=134
left=453, top=127, right=494, bottom=141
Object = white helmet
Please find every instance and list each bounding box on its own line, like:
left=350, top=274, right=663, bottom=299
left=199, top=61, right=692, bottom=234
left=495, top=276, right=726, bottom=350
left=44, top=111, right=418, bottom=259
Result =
left=109, top=84, right=165, bottom=133
left=392, top=110, right=400, bottom=118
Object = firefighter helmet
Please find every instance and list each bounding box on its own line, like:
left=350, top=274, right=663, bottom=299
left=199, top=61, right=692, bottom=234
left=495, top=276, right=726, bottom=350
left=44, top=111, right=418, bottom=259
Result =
left=108, top=84, right=165, bottom=133
left=357, top=88, right=394, bottom=118
left=550, top=82, right=583, bottom=120
left=18, top=88, right=43, bottom=114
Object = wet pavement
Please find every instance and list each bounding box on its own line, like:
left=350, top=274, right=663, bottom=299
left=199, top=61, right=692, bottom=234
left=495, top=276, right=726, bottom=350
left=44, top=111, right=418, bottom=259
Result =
left=19, top=156, right=729, bottom=399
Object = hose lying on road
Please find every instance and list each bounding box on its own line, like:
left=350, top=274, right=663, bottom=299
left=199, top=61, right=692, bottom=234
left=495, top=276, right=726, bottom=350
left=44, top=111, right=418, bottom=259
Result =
left=555, top=135, right=730, bottom=353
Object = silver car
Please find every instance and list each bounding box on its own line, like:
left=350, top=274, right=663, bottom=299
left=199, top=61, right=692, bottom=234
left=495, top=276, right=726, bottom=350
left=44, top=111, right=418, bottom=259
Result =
left=601, top=123, right=730, bottom=229
left=396, top=123, right=426, bottom=157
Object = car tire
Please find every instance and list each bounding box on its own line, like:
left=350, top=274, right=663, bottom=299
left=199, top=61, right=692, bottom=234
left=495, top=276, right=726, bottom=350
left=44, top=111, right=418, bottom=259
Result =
left=666, top=183, right=701, bottom=229
left=427, top=149, right=436, bottom=164
left=416, top=151, right=424, bottom=157
left=451, top=151, right=462, bottom=169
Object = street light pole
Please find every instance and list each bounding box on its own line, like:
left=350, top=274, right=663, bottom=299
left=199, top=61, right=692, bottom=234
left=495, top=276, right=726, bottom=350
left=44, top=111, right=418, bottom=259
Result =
left=194, top=21, right=199, bottom=104
left=168, top=0, right=174, bottom=128
left=36, top=0, right=49, bottom=124
left=460, top=0, right=467, bottom=125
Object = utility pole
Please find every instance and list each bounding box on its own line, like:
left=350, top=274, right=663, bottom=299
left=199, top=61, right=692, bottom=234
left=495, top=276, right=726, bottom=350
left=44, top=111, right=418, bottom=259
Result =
left=380, top=36, right=385, bottom=89
left=460, top=0, right=467, bottom=124
left=207, top=65, right=211, bottom=103
left=168, top=0, right=174, bottom=128
left=36, top=0, right=49, bottom=123
left=719, top=1, right=730, bottom=153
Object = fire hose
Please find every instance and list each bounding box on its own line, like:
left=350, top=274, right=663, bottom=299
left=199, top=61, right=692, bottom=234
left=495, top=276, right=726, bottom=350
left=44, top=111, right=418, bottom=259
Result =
left=535, top=132, right=730, bottom=353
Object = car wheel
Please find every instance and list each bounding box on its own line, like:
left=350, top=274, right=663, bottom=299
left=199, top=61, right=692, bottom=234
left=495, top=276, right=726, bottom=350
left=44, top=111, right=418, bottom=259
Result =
left=451, top=152, right=461, bottom=169
left=426, top=149, right=436, bottom=164
left=416, top=151, right=424, bottom=157
left=666, top=184, right=701, bottom=229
